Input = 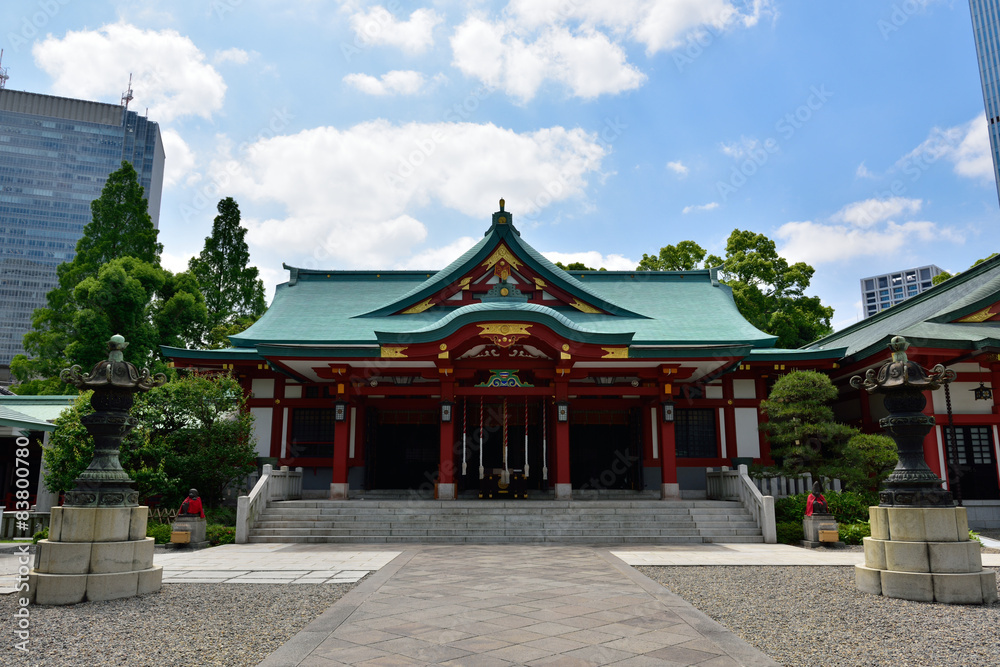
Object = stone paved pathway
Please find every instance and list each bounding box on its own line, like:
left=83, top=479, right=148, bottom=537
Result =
left=260, top=546, right=779, bottom=666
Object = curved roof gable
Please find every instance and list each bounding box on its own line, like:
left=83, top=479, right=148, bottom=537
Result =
left=357, top=202, right=647, bottom=319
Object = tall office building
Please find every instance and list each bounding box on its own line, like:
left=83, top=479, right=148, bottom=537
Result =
left=0, top=88, right=164, bottom=366
left=860, top=265, right=943, bottom=318
left=970, top=0, right=1000, bottom=204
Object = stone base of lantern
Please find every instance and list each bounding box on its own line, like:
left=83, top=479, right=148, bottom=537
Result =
left=855, top=505, right=997, bottom=605
left=28, top=506, right=162, bottom=606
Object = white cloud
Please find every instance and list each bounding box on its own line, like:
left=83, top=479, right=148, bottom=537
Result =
left=666, top=160, right=689, bottom=176
left=213, top=47, right=251, bottom=65
left=349, top=6, right=443, bottom=54
left=32, top=22, right=226, bottom=122
left=682, top=202, right=719, bottom=214
left=831, top=197, right=922, bottom=228
left=160, top=129, right=197, bottom=188
left=213, top=120, right=607, bottom=270
left=856, top=162, right=874, bottom=179
left=776, top=219, right=963, bottom=265
left=719, top=136, right=760, bottom=159
left=541, top=251, right=638, bottom=271
left=505, top=0, right=775, bottom=54
left=160, top=250, right=195, bottom=275
left=398, top=236, right=479, bottom=269
left=343, top=70, right=428, bottom=96
left=900, top=114, right=994, bottom=183
left=451, top=18, right=645, bottom=102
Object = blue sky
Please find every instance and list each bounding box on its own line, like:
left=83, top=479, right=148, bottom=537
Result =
left=2, top=0, right=997, bottom=333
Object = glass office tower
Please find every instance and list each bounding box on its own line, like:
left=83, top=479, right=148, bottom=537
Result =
left=970, top=0, right=1000, bottom=205
left=0, top=89, right=164, bottom=366
left=859, top=265, right=943, bottom=318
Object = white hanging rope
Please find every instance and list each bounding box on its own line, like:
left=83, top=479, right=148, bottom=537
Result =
left=478, top=397, right=484, bottom=480
left=542, top=398, right=548, bottom=480
left=461, top=397, right=467, bottom=476
left=523, top=398, right=529, bottom=478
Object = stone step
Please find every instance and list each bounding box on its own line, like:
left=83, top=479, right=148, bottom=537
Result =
left=246, top=534, right=711, bottom=544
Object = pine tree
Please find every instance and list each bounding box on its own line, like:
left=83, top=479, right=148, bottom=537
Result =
left=188, top=197, right=266, bottom=344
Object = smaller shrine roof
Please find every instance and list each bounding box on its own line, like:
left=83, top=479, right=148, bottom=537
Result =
left=805, top=254, right=1000, bottom=361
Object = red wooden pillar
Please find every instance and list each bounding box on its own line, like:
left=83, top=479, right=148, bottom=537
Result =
left=992, top=363, right=1000, bottom=416
left=269, top=376, right=285, bottom=460
left=554, top=380, right=571, bottom=499
left=659, top=385, right=679, bottom=499
left=331, top=386, right=351, bottom=499
left=438, top=381, right=456, bottom=499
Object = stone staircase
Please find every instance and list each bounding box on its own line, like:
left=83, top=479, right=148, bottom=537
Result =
left=247, top=499, right=764, bottom=544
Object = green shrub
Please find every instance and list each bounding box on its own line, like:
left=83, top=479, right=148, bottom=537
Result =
left=776, top=521, right=804, bottom=544
left=774, top=495, right=808, bottom=523
left=206, top=524, right=235, bottom=546
left=147, top=521, right=172, bottom=544
left=839, top=522, right=871, bottom=545
left=970, top=530, right=983, bottom=546
left=827, top=491, right=877, bottom=523
left=32, top=527, right=49, bottom=544
left=205, top=506, right=237, bottom=527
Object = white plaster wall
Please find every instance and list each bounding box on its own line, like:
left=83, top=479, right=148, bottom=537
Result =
left=250, top=407, right=273, bottom=457
left=284, top=385, right=302, bottom=399
left=705, top=385, right=723, bottom=399
left=251, top=378, right=274, bottom=399
left=733, top=379, right=756, bottom=399
left=931, top=382, right=993, bottom=415
left=734, top=408, right=760, bottom=458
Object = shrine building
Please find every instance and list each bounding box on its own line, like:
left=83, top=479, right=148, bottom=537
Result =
left=163, top=201, right=846, bottom=501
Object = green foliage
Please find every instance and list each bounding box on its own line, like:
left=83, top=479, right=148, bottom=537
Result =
left=205, top=506, right=238, bottom=527
left=775, top=491, right=876, bottom=525
left=827, top=491, right=877, bottom=523
left=11, top=161, right=207, bottom=392
left=776, top=521, right=804, bottom=544
left=188, top=198, right=266, bottom=338
left=555, top=261, right=598, bottom=271
left=637, top=240, right=709, bottom=271
left=838, top=433, right=897, bottom=492
left=969, top=530, right=983, bottom=546
left=839, top=522, right=871, bottom=545
left=44, top=373, right=257, bottom=509
left=932, top=254, right=997, bottom=286
left=206, top=524, right=236, bottom=546
left=760, top=371, right=857, bottom=481
left=33, top=527, right=49, bottom=544
left=147, top=522, right=172, bottom=544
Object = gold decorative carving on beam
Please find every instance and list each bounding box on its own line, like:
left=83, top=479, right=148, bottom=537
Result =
left=402, top=299, right=434, bottom=314
left=602, top=347, right=628, bottom=359
left=534, top=277, right=546, bottom=288
left=477, top=323, right=531, bottom=348
left=459, top=277, right=471, bottom=291
left=381, top=346, right=408, bottom=358
left=956, top=306, right=996, bottom=323
left=569, top=299, right=601, bottom=314
left=482, top=245, right=523, bottom=280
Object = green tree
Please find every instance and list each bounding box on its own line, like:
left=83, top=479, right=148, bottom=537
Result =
left=637, top=240, right=709, bottom=271
left=12, top=162, right=206, bottom=393
left=636, top=231, right=832, bottom=348
left=759, top=371, right=857, bottom=482
left=555, top=261, right=599, bottom=271
left=188, top=197, right=266, bottom=345
left=44, top=373, right=257, bottom=508
left=932, top=253, right=998, bottom=286
left=838, top=432, right=898, bottom=492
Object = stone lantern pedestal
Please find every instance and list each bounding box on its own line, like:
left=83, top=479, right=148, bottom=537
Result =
left=28, top=335, right=166, bottom=605
left=851, top=337, right=997, bottom=604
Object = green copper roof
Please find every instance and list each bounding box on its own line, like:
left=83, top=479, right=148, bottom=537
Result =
left=214, top=207, right=779, bottom=355
left=806, top=254, right=1000, bottom=361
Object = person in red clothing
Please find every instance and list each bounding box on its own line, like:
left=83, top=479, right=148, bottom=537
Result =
left=805, top=481, right=829, bottom=516
left=178, top=488, right=205, bottom=519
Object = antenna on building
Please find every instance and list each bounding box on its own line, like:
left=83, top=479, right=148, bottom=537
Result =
left=0, top=49, right=10, bottom=90
left=120, top=73, right=134, bottom=161
left=121, top=72, right=133, bottom=109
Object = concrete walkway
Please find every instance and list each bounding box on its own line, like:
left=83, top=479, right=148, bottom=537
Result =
left=258, top=545, right=782, bottom=666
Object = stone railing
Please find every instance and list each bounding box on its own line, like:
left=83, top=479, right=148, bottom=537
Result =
left=235, top=465, right=303, bottom=544
left=706, top=465, right=776, bottom=544
left=752, top=472, right=841, bottom=499
left=1, top=510, right=51, bottom=539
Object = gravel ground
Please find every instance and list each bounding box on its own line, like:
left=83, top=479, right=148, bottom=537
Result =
left=0, top=581, right=357, bottom=666
left=638, top=565, right=1000, bottom=667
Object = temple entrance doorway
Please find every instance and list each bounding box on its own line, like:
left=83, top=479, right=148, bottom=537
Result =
left=456, top=399, right=547, bottom=493
left=365, top=409, right=438, bottom=490
left=569, top=408, right=643, bottom=490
